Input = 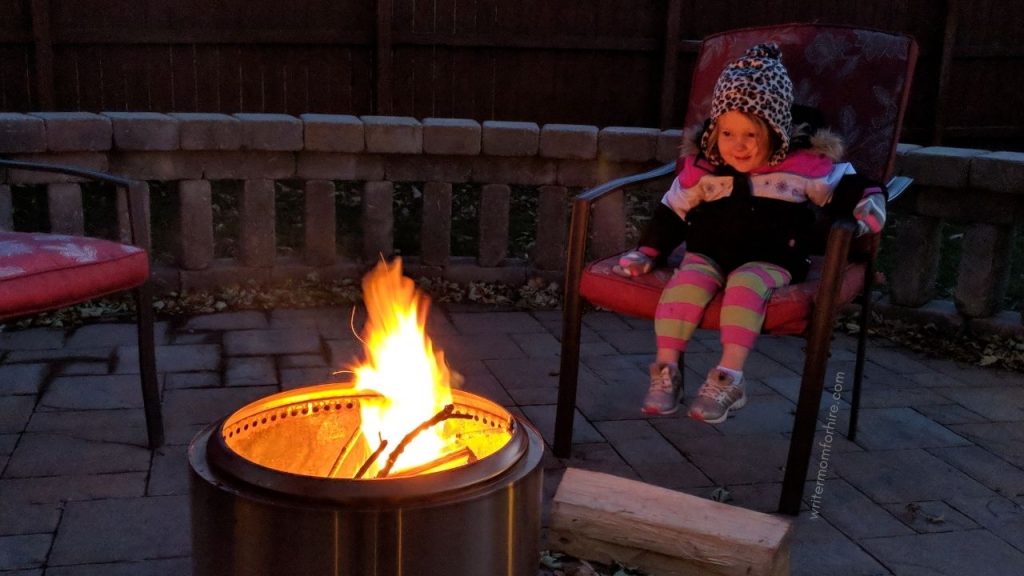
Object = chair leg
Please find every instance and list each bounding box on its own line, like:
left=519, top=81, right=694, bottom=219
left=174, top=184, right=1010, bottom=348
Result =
left=848, top=260, right=875, bottom=441
left=779, top=333, right=831, bottom=515
left=135, top=282, right=164, bottom=449
left=554, top=285, right=585, bottom=458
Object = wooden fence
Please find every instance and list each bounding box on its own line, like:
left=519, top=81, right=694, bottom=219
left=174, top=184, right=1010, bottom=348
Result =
left=0, top=0, right=1021, bottom=150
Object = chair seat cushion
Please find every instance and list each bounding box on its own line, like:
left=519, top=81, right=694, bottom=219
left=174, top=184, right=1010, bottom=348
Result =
left=579, top=253, right=865, bottom=335
left=0, top=231, right=149, bottom=321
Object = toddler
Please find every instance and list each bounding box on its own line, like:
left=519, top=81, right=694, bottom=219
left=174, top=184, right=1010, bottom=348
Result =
left=615, top=43, right=887, bottom=422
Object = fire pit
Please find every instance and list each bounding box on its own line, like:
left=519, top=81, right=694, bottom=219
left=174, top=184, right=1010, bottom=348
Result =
left=188, top=260, right=544, bottom=576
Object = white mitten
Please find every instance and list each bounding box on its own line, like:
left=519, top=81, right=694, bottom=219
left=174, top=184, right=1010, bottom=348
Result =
left=613, top=250, right=655, bottom=277
left=853, top=189, right=886, bottom=236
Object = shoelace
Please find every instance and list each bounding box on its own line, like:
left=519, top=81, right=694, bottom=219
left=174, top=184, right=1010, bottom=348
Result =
left=697, top=374, right=734, bottom=402
left=650, top=368, right=676, bottom=393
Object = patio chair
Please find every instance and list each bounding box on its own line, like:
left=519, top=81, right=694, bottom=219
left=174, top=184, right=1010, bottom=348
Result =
left=0, top=159, right=163, bottom=449
left=553, top=23, right=918, bottom=515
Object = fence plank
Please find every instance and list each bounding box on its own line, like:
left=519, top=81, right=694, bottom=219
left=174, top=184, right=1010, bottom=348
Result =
left=29, top=0, right=54, bottom=109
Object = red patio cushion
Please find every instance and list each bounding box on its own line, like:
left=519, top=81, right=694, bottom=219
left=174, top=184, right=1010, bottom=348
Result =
left=579, top=254, right=865, bottom=335
left=0, top=231, right=149, bottom=321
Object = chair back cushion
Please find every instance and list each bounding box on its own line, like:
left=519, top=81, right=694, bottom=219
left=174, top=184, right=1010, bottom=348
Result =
left=0, top=231, right=149, bottom=321
left=580, top=254, right=865, bottom=334
left=685, top=24, right=918, bottom=183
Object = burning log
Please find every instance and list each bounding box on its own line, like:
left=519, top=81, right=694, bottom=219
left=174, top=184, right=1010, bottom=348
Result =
left=550, top=468, right=794, bottom=576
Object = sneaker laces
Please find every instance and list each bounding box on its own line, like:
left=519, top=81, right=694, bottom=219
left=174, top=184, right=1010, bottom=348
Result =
left=650, top=367, right=675, bottom=393
left=697, top=373, right=734, bottom=403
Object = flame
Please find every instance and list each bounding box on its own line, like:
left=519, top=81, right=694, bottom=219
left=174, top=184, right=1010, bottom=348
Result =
left=349, top=259, right=454, bottom=476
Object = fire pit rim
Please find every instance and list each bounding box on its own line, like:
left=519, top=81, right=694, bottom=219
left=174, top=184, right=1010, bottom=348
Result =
left=200, top=384, right=536, bottom=505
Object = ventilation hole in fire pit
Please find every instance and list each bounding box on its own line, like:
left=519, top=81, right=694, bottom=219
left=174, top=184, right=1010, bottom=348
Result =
left=312, top=406, right=319, bottom=414
left=346, top=402, right=353, bottom=409
left=261, top=418, right=267, bottom=424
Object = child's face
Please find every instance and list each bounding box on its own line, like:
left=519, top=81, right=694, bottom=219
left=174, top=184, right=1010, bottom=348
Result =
left=715, top=110, right=771, bottom=172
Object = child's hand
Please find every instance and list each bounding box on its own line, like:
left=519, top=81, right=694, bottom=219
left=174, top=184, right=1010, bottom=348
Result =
left=853, top=188, right=886, bottom=236
left=613, top=250, right=654, bottom=277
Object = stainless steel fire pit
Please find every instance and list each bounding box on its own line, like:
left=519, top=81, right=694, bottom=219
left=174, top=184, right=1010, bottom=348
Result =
left=189, top=383, right=544, bottom=576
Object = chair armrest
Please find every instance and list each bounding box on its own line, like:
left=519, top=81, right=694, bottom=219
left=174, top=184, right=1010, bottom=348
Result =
left=0, top=158, right=151, bottom=250
left=575, top=161, right=676, bottom=204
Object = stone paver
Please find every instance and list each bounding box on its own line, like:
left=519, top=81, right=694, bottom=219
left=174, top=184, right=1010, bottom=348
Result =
left=0, top=396, right=34, bottom=433
left=0, top=364, right=49, bottom=395
left=927, top=445, right=1024, bottom=496
left=595, top=419, right=710, bottom=489
left=0, top=534, right=51, bottom=571
left=0, top=305, right=1022, bottom=575
left=789, top=515, right=890, bottom=576
left=40, top=375, right=147, bottom=410
left=49, top=495, right=190, bottom=565
left=883, top=500, right=980, bottom=533
left=5, top=433, right=151, bottom=477
left=849, top=407, right=972, bottom=450
left=116, top=343, right=221, bottom=373
left=802, top=478, right=914, bottom=539
left=222, top=328, right=321, bottom=356
left=835, top=449, right=995, bottom=504
left=860, top=530, right=1024, bottom=575
left=225, top=356, right=277, bottom=386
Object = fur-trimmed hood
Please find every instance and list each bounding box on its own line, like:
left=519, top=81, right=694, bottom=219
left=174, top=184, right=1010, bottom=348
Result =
left=678, top=116, right=844, bottom=163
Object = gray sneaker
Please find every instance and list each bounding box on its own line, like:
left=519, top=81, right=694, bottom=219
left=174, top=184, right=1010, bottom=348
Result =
left=642, top=363, right=683, bottom=415
left=688, top=368, right=747, bottom=424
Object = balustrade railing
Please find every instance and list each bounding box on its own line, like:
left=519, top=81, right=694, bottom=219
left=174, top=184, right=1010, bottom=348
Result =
left=1, top=112, right=1021, bottom=325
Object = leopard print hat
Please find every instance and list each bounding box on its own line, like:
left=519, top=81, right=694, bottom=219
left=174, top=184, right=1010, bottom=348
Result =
left=700, top=42, right=794, bottom=166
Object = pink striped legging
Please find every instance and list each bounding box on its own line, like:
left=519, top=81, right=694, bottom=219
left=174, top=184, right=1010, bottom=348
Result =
left=655, top=253, right=792, bottom=352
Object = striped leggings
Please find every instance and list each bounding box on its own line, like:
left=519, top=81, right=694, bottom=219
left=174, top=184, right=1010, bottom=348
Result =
left=655, top=253, right=791, bottom=351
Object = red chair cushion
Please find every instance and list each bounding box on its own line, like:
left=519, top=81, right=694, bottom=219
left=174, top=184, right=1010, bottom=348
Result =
left=0, top=231, right=149, bottom=321
left=579, top=254, right=865, bottom=335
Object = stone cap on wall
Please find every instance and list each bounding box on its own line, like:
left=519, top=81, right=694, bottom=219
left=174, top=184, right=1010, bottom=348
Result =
left=1, top=112, right=1021, bottom=194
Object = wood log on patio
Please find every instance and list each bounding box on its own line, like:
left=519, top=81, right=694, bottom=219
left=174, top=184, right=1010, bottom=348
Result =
left=550, top=468, right=794, bottom=576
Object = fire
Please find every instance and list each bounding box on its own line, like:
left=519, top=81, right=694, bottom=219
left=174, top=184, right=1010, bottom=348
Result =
left=349, top=259, right=455, bottom=476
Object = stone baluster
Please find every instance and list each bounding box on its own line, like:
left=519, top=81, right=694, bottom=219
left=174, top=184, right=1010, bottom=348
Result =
left=303, top=180, right=337, bottom=267
left=421, top=182, right=453, bottom=267
left=479, top=184, right=510, bottom=267
left=177, top=180, right=215, bottom=270
left=239, top=179, right=276, bottom=268
left=590, top=189, right=626, bottom=260
left=363, top=181, right=394, bottom=261
left=533, top=185, right=568, bottom=270
left=888, top=213, right=943, bottom=307
left=955, top=222, right=1013, bottom=318
left=47, top=182, right=84, bottom=235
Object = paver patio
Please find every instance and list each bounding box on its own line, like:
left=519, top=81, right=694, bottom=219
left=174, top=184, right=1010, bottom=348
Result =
left=1, top=304, right=1023, bottom=575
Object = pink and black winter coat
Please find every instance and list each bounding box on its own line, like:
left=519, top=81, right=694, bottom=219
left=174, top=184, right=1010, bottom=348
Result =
left=637, top=106, right=886, bottom=282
